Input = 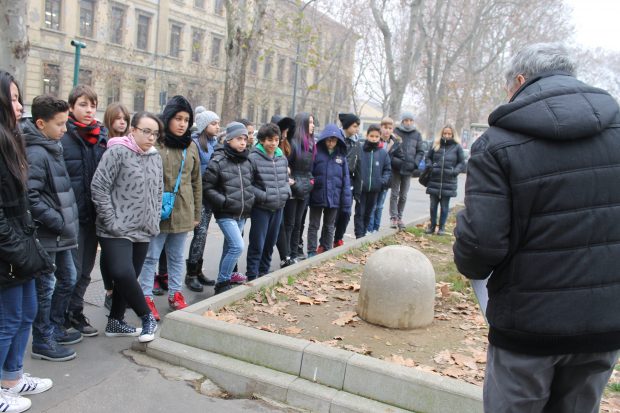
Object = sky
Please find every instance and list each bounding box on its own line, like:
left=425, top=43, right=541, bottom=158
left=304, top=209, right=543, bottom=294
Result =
left=566, top=0, right=620, bottom=51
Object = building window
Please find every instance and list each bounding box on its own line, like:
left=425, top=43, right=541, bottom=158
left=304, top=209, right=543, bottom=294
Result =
left=106, top=79, right=121, bottom=105
left=263, top=53, right=273, bottom=79
left=191, top=28, right=204, bottom=63
left=167, top=83, right=177, bottom=97
left=187, top=83, right=202, bottom=109
left=214, top=0, right=224, bottom=16
left=170, top=24, right=182, bottom=58
left=194, top=0, right=205, bottom=8
left=42, top=63, right=60, bottom=97
left=274, top=100, right=282, bottom=116
left=44, top=0, right=61, bottom=30
left=289, top=59, right=297, bottom=83
left=246, top=102, right=255, bottom=122
left=109, top=5, right=125, bottom=45
left=136, top=14, right=150, bottom=51
left=261, top=106, right=269, bottom=124
left=208, top=89, right=218, bottom=112
left=134, top=78, right=146, bottom=112
left=210, top=35, right=222, bottom=67
left=79, top=0, right=95, bottom=38
left=276, top=57, right=285, bottom=82
left=79, top=68, right=93, bottom=86
left=250, top=55, right=258, bottom=76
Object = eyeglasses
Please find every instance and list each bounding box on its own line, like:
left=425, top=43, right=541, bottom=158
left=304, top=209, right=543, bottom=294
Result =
left=134, top=127, right=160, bottom=138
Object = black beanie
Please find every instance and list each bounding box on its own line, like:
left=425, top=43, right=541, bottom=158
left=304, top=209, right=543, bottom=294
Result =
left=338, top=113, right=360, bottom=130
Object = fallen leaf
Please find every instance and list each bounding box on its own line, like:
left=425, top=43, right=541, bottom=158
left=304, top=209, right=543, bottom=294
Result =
left=352, top=284, right=361, bottom=292
left=343, top=344, right=371, bottom=355
left=346, top=256, right=359, bottom=264
left=386, top=354, right=416, bottom=367
left=433, top=350, right=454, bottom=365
left=266, top=291, right=275, bottom=306
left=283, top=326, right=303, bottom=334
left=440, top=284, right=451, bottom=298
left=258, top=324, right=277, bottom=332
left=312, top=294, right=329, bottom=303
left=295, top=295, right=314, bottom=305
left=332, top=311, right=358, bottom=326
left=202, top=310, right=217, bottom=319
left=442, top=366, right=463, bottom=378
left=333, top=336, right=344, bottom=341
left=452, top=353, right=478, bottom=371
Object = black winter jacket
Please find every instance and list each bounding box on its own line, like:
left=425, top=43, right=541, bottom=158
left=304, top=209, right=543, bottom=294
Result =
left=453, top=71, right=620, bottom=356
left=203, top=145, right=255, bottom=219
left=343, top=133, right=359, bottom=177
left=391, top=127, right=424, bottom=176
left=352, top=141, right=391, bottom=197
left=288, top=140, right=315, bottom=200
left=424, top=139, right=465, bottom=198
left=61, top=122, right=107, bottom=226
left=249, top=145, right=291, bottom=211
left=22, top=120, right=79, bottom=252
left=0, top=142, right=54, bottom=288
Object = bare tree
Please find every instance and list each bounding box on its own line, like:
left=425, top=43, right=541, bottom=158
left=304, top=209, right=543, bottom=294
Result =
left=0, top=0, right=29, bottom=85
left=221, top=0, right=269, bottom=124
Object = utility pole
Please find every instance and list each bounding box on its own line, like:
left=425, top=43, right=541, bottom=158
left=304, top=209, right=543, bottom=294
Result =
left=290, top=0, right=316, bottom=116
left=71, top=40, right=86, bottom=86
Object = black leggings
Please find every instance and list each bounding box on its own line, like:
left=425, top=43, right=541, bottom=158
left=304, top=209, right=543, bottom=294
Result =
left=99, top=237, right=150, bottom=320
left=283, top=198, right=308, bottom=259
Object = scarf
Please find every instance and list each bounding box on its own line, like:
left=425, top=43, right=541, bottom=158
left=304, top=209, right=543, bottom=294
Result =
left=364, top=140, right=379, bottom=151
left=163, top=130, right=193, bottom=149
left=68, top=114, right=101, bottom=145
left=224, top=143, right=249, bottom=162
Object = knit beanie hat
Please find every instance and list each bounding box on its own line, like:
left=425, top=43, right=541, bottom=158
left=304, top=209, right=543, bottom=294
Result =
left=338, top=113, right=360, bottom=130
left=400, top=111, right=415, bottom=122
left=225, top=121, right=248, bottom=141
left=194, top=106, right=220, bottom=134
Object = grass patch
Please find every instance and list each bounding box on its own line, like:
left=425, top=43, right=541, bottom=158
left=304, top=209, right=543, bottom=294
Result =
left=607, top=382, right=620, bottom=392
left=287, top=275, right=295, bottom=285
left=405, top=226, right=426, bottom=237
left=339, top=267, right=355, bottom=274
left=445, top=272, right=470, bottom=294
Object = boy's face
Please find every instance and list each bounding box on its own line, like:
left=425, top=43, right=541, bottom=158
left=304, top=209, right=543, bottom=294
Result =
left=37, top=111, right=69, bottom=140
left=344, top=123, right=359, bottom=137
left=366, top=130, right=381, bottom=143
left=169, top=111, right=190, bottom=137
left=247, top=124, right=255, bottom=146
left=206, top=120, right=220, bottom=137
left=228, top=135, right=248, bottom=152
left=325, top=137, right=338, bottom=150
left=401, top=118, right=414, bottom=128
left=71, top=95, right=97, bottom=125
left=261, top=135, right=280, bottom=156
left=380, top=124, right=393, bottom=139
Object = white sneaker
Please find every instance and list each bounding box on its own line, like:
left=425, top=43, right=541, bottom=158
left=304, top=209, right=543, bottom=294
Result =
left=0, top=389, right=31, bottom=413
left=3, top=374, right=53, bottom=395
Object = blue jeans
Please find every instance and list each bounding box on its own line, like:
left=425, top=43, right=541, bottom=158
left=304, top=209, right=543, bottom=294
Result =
left=246, top=208, right=283, bottom=278
left=216, top=218, right=246, bottom=283
left=139, top=232, right=188, bottom=297
left=367, top=189, right=387, bottom=232
left=33, top=249, right=77, bottom=345
left=0, top=279, right=37, bottom=381
left=429, top=194, right=451, bottom=229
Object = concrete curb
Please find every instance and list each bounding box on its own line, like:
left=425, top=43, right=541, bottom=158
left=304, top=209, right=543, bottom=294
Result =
left=144, top=214, right=483, bottom=412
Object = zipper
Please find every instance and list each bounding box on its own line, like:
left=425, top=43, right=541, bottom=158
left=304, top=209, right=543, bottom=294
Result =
left=368, top=150, right=374, bottom=192
left=273, top=157, right=279, bottom=208
left=238, top=163, right=244, bottom=220
left=439, top=140, right=446, bottom=199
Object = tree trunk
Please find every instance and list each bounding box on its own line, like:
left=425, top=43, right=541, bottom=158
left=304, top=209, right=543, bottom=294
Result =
left=221, top=0, right=268, bottom=124
left=0, top=0, right=29, bottom=86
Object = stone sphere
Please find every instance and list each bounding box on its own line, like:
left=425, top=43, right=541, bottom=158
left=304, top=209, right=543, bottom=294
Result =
left=357, top=245, right=435, bottom=329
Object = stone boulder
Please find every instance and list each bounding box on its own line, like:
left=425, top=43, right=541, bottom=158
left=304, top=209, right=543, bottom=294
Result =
left=357, top=245, right=435, bottom=329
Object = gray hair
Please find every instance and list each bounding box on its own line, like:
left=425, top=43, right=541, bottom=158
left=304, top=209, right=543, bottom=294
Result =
left=505, top=43, right=576, bottom=89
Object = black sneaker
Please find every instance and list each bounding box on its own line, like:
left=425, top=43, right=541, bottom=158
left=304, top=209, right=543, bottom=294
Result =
left=67, top=312, right=99, bottom=337
left=53, top=326, right=83, bottom=345
left=138, top=313, right=158, bottom=343
left=31, top=339, right=76, bottom=362
left=105, top=318, right=141, bottom=337
left=214, top=280, right=232, bottom=295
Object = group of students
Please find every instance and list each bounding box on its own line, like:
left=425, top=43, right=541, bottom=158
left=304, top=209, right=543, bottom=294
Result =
left=0, top=66, right=466, bottom=412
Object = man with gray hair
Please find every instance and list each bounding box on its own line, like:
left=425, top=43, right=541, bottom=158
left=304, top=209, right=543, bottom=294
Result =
left=454, top=42, right=620, bottom=412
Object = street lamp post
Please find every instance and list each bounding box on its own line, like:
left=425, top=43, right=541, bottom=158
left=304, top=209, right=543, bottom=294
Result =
left=71, top=40, right=86, bottom=87
left=290, top=0, right=315, bottom=116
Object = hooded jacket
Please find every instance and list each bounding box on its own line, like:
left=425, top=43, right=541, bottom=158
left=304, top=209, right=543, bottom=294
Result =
left=453, top=71, right=620, bottom=356
left=91, top=136, right=163, bottom=242
left=391, top=126, right=424, bottom=176
left=249, top=144, right=291, bottom=211
left=352, top=140, right=392, bottom=197
left=288, top=137, right=315, bottom=200
left=309, top=124, right=352, bottom=210
left=424, top=139, right=465, bottom=198
left=203, top=144, right=255, bottom=220
left=22, top=120, right=79, bottom=252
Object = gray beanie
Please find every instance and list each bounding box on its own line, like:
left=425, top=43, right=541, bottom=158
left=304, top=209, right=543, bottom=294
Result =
left=400, top=111, right=415, bottom=122
left=194, top=106, right=220, bottom=134
left=225, top=121, right=248, bottom=141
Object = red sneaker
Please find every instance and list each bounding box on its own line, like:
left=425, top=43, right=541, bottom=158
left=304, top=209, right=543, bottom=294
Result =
left=168, top=291, right=188, bottom=311
left=333, top=239, right=344, bottom=248
left=316, top=245, right=326, bottom=254
left=145, top=296, right=160, bottom=321
left=230, top=272, right=248, bottom=284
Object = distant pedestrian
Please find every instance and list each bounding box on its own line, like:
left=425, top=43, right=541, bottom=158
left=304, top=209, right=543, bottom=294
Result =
left=367, top=117, right=397, bottom=233
left=91, top=111, right=162, bottom=343
left=423, top=125, right=464, bottom=235
left=454, top=42, right=620, bottom=413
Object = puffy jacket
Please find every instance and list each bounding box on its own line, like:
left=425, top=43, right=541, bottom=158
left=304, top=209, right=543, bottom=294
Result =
left=309, top=127, right=352, bottom=210
left=22, top=120, right=78, bottom=252
left=391, top=127, right=424, bottom=176
left=61, top=122, right=107, bottom=225
left=249, top=144, right=290, bottom=211
left=424, top=139, right=465, bottom=198
left=91, top=138, right=163, bottom=242
left=0, top=141, right=54, bottom=288
left=352, top=140, right=391, bottom=197
left=343, top=133, right=359, bottom=177
left=453, top=71, right=620, bottom=356
left=288, top=139, right=315, bottom=199
left=203, top=144, right=255, bottom=219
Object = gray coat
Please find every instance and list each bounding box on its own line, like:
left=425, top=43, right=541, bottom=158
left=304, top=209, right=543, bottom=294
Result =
left=22, top=120, right=79, bottom=252
left=91, top=141, right=163, bottom=242
left=249, top=145, right=291, bottom=211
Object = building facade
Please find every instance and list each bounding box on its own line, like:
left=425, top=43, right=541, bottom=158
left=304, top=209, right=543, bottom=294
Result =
left=23, top=0, right=354, bottom=125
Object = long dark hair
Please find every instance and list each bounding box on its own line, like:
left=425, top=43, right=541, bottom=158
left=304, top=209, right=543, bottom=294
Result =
left=0, top=71, right=28, bottom=189
left=292, top=112, right=315, bottom=157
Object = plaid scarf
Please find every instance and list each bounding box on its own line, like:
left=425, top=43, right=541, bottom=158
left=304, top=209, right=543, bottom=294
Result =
left=68, top=114, right=101, bottom=145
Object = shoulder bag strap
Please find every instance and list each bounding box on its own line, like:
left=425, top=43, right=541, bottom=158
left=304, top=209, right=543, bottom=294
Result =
left=172, top=148, right=187, bottom=194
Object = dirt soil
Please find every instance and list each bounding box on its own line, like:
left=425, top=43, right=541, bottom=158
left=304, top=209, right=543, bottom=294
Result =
left=203, top=215, right=620, bottom=409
